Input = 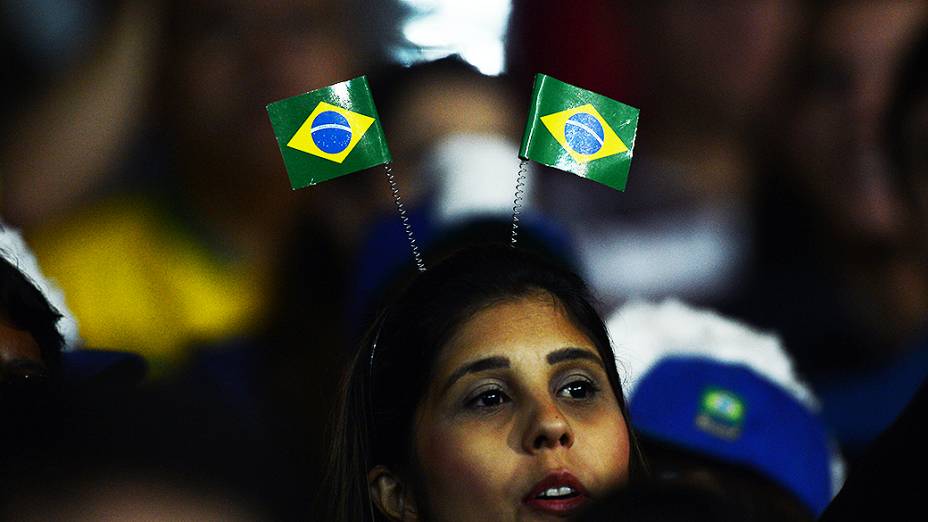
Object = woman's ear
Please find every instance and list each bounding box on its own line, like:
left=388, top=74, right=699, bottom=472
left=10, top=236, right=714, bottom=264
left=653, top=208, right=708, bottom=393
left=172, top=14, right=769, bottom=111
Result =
left=368, top=465, right=419, bottom=521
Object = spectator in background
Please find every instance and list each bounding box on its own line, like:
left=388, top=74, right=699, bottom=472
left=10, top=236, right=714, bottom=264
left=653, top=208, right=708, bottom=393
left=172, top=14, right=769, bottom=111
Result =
left=819, top=25, right=928, bottom=502
left=715, top=2, right=928, bottom=455
left=1, top=222, right=81, bottom=382
left=811, top=24, right=928, bottom=456
left=1, top=219, right=147, bottom=504
left=734, top=0, right=928, bottom=378
left=1, top=230, right=68, bottom=394
left=608, top=299, right=843, bottom=520
left=790, top=0, right=928, bottom=350
left=0, top=218, right=267, bottom=516
left=1, top=218, right=147, bottom=390
left=521, top=1, right=804, bottom=311
left=786, top=0, right=926, bottom=265
left=2, top=0, right=395, bottom=374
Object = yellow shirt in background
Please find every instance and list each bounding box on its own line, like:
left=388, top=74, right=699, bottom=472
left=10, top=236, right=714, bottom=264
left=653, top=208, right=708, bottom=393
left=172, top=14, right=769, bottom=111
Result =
left=32, top=197, right=266, bottom=375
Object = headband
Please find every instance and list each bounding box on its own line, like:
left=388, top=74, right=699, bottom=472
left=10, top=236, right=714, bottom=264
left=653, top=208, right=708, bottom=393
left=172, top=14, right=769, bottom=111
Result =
left=267, top=72, right=639, bottom=267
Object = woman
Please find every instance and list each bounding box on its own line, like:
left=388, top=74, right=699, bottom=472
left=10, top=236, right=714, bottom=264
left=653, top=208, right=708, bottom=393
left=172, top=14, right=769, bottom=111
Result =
left=326, top=245, right=644, bottom=521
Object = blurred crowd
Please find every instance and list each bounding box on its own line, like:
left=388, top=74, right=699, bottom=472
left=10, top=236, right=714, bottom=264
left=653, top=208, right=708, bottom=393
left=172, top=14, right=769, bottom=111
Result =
left=1, top=0, right=927, bottom=519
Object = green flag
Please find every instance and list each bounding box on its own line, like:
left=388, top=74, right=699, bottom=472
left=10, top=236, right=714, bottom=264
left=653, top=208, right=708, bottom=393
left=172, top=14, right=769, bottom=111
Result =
left=267, top=76, right=391, bottom=190
left=519, top=73, right=639, bottom=191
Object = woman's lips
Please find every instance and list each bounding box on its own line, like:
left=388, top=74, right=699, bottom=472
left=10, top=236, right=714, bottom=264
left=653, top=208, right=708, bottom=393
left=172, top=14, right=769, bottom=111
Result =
left=523, top=470, right=591, bottom=516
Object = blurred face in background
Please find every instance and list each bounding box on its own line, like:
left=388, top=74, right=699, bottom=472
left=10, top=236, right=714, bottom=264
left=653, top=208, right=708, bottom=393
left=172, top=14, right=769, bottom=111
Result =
left=641, top=0, right=801, bottom=125
left=0, top=317, right=44, bottom=386
left=408, top=295, right=630, bottom=521
left=0, top=318, right=41, bottom=367
left=167, top=0, right=359, bottom=175
left=788, top=1, right=927, bottom=246
left=785, top=1, right=928, bottom=346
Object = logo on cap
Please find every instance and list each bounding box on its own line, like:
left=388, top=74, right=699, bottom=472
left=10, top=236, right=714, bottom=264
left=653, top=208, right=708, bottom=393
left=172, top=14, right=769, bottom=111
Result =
left=696, top=388, right=746, bottom=440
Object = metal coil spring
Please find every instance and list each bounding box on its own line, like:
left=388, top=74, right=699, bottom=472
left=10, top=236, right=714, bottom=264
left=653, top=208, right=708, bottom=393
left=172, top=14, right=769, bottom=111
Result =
left=384, top=163, right=426, bottom=272
left=510, top=159, right=528, bottom=246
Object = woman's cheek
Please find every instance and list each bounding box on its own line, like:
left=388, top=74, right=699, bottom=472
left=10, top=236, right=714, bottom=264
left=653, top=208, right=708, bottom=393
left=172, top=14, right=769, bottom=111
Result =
left=417, top=420, right=517, bottom=514
left=586, top=412, right=631, bottom=490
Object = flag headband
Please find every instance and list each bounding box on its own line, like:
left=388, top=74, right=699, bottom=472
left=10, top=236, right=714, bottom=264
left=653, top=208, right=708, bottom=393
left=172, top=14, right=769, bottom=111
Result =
left=518, top=73, right=639, bottom=188
left=267, top=76, right=425, bottom=272
left=266, top=73, right=639, bottom=262
left=511, top=73, right=639, bottom=246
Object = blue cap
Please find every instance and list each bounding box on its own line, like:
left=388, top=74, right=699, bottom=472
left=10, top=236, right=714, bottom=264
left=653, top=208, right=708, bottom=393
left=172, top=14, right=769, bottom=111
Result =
left=630, top=356, right=833, bottom=515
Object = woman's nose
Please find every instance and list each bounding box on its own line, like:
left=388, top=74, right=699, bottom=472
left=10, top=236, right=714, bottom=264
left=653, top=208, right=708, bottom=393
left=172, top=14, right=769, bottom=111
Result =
left=522, top=396, right=575, bottom=453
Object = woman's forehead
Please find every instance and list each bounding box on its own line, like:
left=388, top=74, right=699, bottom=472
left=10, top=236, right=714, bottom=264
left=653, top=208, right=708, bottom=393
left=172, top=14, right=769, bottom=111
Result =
left=435, top=295, right=596, bottom=371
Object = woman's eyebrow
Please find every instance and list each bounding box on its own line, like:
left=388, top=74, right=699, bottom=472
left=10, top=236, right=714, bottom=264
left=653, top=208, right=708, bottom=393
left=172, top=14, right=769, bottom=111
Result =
left=546, top=347, right=602, bottom=366
left=443, top=356, right=510, bottom=393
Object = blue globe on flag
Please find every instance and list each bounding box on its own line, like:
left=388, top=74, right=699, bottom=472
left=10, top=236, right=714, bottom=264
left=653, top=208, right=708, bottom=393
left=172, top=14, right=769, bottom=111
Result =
left=564, top=112, right=604, bottom=155
left=311, top=111, right=352, bottom=154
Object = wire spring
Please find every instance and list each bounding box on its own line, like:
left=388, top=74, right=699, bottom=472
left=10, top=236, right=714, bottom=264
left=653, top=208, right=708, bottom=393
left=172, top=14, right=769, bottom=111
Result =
left=384, top=163, right=426, bottom=272
left=510, top=159, right=528, bottom=247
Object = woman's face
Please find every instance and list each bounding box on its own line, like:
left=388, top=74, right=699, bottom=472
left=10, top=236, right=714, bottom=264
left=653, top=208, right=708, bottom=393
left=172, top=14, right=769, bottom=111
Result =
left=412, top=294, right=630, bottom=520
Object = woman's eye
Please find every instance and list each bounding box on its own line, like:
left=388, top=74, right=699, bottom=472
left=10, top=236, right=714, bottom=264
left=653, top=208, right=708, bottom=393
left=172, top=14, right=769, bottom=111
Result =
left=467, top=388, right=510, bottom=409
left=558, top=380, right=598, bottom=399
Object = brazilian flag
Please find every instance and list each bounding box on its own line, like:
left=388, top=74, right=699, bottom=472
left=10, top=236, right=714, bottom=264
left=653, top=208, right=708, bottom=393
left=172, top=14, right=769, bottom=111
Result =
left=267, top=76, right=391, bottom=189
left=519, top=74, right=638, bottom=191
